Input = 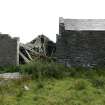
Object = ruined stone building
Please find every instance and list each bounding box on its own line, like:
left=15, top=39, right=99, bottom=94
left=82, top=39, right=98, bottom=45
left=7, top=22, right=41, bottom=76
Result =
left=26, top=35, right=56, bottom=57
left=0, top=33, right=56, bottom=66
left=0, top=34, right=19, bottom=66
left=56, top=17, right=105, bottom=67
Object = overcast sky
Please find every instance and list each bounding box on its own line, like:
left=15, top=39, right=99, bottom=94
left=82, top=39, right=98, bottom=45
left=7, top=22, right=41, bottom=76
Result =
left=0, top=0, right=105, bottom=43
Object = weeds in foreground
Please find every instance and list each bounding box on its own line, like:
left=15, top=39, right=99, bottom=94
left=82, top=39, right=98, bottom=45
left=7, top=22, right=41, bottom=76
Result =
left=73, top=79, right=88, bottom=90
left=1, top=60, right=105, bottom=80
left=90, top=76, right=105, bottom=88
left=1, top=60, right=105, bottom=104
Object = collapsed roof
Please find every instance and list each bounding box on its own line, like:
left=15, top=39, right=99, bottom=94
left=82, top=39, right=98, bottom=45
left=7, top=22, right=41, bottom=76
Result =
left=19, top=35, right=56, bottom=64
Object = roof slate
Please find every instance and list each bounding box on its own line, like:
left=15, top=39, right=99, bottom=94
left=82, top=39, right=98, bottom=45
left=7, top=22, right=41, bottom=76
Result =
left=59, top=17, right=105, bottom=30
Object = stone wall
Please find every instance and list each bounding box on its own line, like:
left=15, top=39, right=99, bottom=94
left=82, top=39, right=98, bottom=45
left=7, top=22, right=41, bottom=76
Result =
left=56, top=29, right=105, bottom=67
left=0, top=34, right=19, bottom=66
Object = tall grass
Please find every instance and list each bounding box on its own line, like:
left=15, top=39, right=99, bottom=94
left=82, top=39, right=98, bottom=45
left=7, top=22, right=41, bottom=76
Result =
left=0, top=66, right=21, bottom=73
left=1, top=60, right=105, bottom=80
left=20, top=61, right=105, bottom=79
left=20, top=60, right=67, bottom=79
left=1, top=60, right=105, bottom=105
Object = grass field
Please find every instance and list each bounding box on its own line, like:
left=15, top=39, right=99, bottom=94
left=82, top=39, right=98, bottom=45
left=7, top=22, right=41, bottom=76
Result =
left=0, top=61, right=105, bottom=105
left=1, top=77, right=105, bottom=105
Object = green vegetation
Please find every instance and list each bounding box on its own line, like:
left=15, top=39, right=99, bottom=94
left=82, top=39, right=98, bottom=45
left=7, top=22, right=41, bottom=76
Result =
left=0, top=60, right=105, bottom=105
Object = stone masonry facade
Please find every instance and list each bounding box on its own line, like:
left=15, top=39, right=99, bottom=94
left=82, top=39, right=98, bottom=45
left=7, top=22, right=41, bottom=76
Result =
left=56, top=17, right=105, bottom=67
left=0, top=34, right=19, bottom=66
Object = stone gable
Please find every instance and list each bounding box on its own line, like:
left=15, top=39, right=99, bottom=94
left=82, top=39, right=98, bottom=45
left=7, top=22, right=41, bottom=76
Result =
left=0, top=34, right=19, bottom=66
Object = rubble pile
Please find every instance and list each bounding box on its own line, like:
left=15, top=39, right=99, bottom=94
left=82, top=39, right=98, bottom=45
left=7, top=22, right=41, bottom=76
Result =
left=19, top=35, right=56, bottom=64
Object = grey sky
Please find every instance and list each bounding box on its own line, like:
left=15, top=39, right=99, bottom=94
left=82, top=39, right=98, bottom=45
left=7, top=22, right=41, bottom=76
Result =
left=0, top=0, right=104, bottom=43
